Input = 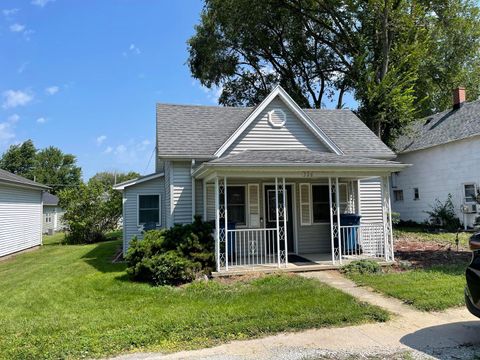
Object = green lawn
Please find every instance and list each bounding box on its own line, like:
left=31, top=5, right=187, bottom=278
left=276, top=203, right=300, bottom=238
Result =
left=394, top=226, right=470, bottom=248
left=347, top=262, right=467, bottom=311
left=42, top=232, right=66, bottom=245
left=0, top=240, right=388, bottom=360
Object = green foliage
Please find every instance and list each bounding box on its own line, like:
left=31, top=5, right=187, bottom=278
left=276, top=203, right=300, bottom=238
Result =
left=188, top=0, right=480, bottom=144
left=341, top=260, right=382, bottom=275
left=58, top=182, right=121, bottom=244
left=0, top=140, right=82, bottom=194
left=88, top=171, right=140, bottom=187
left=0, top=140, right=36, bottom=179
left=34, top=146, right=82, bottom=194
left=391, top=212, right=400, bottom=225
left=125, top=216, right=215, bottom=286
left=425, top=193, right=462, bottom=231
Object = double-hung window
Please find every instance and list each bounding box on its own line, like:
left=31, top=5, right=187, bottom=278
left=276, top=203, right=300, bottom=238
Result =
left=312, top=185, right=330, bottom=223
left=227, top=186, right=246, bottom=225
left=464, top=183, right=477, bottom=203
left=138, top=195, right=160, bottom=225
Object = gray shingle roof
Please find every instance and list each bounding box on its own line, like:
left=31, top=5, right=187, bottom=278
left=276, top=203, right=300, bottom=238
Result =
left=206, top=150, right=404, bottom=168
left=156, top=103, right=395, bottom=158
left=394, top=100, right=480, bottom=153
left=0, top=169, right=49, bottom=190
left=42, top=192, right=59, bottom=205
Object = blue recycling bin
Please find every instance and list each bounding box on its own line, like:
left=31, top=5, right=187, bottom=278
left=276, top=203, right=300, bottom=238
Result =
left=340, top=214, right=361, bottom=252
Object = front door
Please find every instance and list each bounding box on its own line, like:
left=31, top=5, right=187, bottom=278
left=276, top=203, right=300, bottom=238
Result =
left=264, top=185, right=294, bottom=253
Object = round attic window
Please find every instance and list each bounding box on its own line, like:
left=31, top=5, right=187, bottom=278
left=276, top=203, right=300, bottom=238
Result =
left=268, top=108, right=287, bottom=128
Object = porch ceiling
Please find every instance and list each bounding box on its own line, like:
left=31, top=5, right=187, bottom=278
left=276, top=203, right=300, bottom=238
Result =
left=193, top=150, right=409, bottom=179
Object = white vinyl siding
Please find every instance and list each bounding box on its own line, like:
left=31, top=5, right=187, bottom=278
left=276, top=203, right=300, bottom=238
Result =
left=299, top=183, right=312, bottom=225
left=172, top=161, right=192, bottom=224
left=123, top=176, right=165, bottom=252
left=358, top=178, right=384, bottom=224
left=164, top=161, right=172, bottom=227
left=224, top=97, right=330, bottom=155
left=0, top=184, right=43, bottom=258
left=206, top=184, right=215, bottom=221
left=42, top=206, right=65, bottom=234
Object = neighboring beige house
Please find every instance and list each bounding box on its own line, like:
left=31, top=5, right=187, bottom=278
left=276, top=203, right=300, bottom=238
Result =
left=115, top=86, right=408, bottom=273
left=393, top=88, right=480, bottom=229
left=42, top=192, right=65, bottom=234
left=0, top=169, right=49, bottom=258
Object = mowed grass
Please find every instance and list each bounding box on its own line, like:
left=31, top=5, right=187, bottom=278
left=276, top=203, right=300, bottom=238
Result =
left=0, top=240, right=388, bottom=360
left=348, top=262, right=468, bottom=311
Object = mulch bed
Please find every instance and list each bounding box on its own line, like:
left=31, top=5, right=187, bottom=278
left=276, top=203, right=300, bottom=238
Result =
left=394, top=238, right=471, bottom=269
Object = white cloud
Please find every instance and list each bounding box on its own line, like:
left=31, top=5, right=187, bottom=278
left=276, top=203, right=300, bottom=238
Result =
left=2, top=8, right=19, bottom=17
left=123, top=43, right=141, bottom=57
left=31, top=0, right=55, bottom=7
left=96, top=135, right=107, bottom=145
left=103, top=146, right=113, bottom=154
left=2, top=90, right=33, bottom=109
left=0, top=114, right=20, bottom=145
left=36, top=117, right=46, bottom=124
left=9, top=23, right=25, bottom=33
left=199, top=84, right=223, bottom=104
left=45, top=85, right=59, bottom=95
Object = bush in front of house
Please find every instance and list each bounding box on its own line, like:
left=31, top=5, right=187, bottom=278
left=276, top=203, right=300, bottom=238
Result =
left=125, top=216, right=214, bottom=286
left=341, top=260, right=381, bottom=275
left=425, top=193, right=461, bottom=232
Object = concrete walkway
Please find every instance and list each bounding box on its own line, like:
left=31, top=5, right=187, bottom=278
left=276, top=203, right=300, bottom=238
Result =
left=111, top=271, right=480, bottom=360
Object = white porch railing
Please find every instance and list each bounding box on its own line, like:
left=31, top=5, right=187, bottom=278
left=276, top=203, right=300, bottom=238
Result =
left=339, top=223, right=387, bottom=258
left=226, top=228, right=278, bottom=267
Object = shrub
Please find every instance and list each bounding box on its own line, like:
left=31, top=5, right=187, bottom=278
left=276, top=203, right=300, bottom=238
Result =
left=391, top=212, right=400, bottom=225
left=424, top=194, right=461, bottom=231
left=125, top=216, right=214, bottom=286
left=341, top=260, right=381, bottom=275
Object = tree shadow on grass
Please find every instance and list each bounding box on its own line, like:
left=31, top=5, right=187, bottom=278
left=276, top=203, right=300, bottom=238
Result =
left=81, top=240, right=127, bottom=274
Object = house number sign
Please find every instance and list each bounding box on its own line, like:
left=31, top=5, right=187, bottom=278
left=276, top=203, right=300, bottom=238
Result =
left=302, top=171, right=313, bottom=178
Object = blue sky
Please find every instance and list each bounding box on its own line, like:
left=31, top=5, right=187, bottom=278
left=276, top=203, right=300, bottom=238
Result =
left=1, top=0, right=356, bottom=180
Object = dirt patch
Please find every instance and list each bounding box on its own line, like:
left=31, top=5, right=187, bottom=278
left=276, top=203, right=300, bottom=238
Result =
left=394, top=237, right=471, bottom=269
left=213, top=271, right=296, bottom=285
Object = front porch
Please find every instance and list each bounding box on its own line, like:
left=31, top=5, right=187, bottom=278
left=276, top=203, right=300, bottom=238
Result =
left=199, top=171, right=395, bottom=273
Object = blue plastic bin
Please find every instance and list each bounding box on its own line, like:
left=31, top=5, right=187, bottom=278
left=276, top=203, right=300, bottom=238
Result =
left=340, top=214, right=361, bottom=252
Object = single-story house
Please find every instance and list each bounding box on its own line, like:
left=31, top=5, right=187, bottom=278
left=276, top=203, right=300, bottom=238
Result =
left=115, top=86, right=408, bottom=273
left=0, top=169, right=49, bottom=258
left=42, top=192, right=65, bottom=234
left=392, top=88, right=480, bottom=229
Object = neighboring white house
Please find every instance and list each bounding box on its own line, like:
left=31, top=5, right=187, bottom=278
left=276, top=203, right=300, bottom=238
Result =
left=42, top=192, right=65, bottom=234
left=392, top=87, right=480, bottom=229
left=115, top=86, right=408, bottom=273
left=0, top=169, right=49, bottom=258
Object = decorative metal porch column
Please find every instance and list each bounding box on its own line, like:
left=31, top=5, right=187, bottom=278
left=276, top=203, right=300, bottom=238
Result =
left=215, top=177, right=228, bottom=271
left=328, top=177, right=342, bottom=264
left=381, top=176, right=394, bottom=261
left=275, top=177, right=288, bottom=268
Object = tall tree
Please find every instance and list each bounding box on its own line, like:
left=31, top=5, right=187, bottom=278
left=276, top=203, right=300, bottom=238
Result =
left=0, top=140, right=36, bottom=179
left=188, top=0, right=480, bottom=144
left=34, top=146, right=82, bottom=194
left=89, top=171, right=140, bottom=188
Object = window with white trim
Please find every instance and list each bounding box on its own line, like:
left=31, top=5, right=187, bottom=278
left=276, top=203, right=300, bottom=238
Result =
left=227, top=186, right=246, bottom=225
left=45, top=213, right=52, bottom=223
left=138, top=195, right=160, bottom=225
left=312, top=185, right=329, bottom=223
left=464, top=183, right=477, bottom=203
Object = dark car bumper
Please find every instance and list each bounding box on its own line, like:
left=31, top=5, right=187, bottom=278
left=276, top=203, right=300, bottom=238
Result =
left=466, top=243, right=480, bottom=318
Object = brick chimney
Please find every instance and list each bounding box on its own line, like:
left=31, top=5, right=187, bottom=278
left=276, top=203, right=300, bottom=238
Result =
left=453, top=87, right=466, bottom=109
